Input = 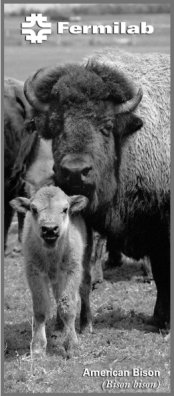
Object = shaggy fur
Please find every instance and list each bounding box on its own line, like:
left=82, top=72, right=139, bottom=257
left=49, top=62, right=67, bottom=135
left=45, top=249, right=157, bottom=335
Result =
left=24, top=50, right=170, bottom=328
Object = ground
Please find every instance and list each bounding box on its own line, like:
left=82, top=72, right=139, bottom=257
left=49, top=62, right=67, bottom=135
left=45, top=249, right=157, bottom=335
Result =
left=4, top=220, right=170, bottom=393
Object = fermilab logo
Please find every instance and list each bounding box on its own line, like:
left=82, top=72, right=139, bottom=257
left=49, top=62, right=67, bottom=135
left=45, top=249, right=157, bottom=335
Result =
left=21, top=14, right=52, bottom=44
left=21, top=13, right=154, bottom=44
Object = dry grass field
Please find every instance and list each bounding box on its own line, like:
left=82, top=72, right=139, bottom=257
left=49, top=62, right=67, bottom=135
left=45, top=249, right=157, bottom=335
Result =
left=3, top=11, right=170, bottom=394
left=4, top=222, right=170, bottom=393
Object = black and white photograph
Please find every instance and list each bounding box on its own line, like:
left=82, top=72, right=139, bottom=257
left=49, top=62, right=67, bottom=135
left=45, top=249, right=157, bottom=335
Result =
left=3, top=2, right=170, bottom=393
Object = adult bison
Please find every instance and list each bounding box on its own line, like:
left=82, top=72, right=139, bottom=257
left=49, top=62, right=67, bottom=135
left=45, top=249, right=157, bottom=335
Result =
left=24, top=51, right=170, bottom=328
left=4, top=78, right=33, bottom=249
left=4, top=78, right=54, bottom=251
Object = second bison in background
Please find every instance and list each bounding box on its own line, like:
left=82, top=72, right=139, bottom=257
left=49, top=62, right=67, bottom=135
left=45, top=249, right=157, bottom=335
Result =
left=4, top=78, right=32, bottom=248
left=4, top=78, right=54, bottom=251
left=24, top=50, right=170, bottom=328
left=11, top=186, right=93, bottom=356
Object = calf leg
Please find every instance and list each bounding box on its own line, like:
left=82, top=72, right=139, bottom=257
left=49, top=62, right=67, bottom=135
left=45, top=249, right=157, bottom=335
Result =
left=79, top=271, right=92, bottom=333
left=17, top=212, right=25, bottom=243
left=27, top=269, right=50, bottom=356
left=57, top=271, right=79, bottom=352
left=91, top=234, right=105, bottom=287
left=12, top=212, right=26, bottom=254
left=52, top=283, right=64, bottom=330
left=4, top=201, right=14, bottom=250
left=141, top=256, right=153, bottom=283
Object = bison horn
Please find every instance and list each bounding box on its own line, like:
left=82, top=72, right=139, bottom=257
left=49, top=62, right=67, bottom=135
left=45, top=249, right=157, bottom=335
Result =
left=115, top=88, right=143, bottom=114
left=24, top=74, right=49, bottom=112
left=24, top=67, right=63, bottom=112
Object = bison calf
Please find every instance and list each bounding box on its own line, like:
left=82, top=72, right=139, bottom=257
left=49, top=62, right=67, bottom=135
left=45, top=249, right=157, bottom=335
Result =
left=11, top=186, right=92, bottom=356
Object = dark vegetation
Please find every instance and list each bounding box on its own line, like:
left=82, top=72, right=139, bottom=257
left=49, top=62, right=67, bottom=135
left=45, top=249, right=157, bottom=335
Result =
left=7, top=4, right=170, bottom=18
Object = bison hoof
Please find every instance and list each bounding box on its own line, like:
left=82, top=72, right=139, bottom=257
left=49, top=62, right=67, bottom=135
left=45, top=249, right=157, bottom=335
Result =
left=13, top=244, right=22, bottom=254
left=92, top=278, right=103, bottom=290
left=152, top=315, right=170, bottom=330
left=4, top=248, right=11, bottom=257
left=91, top=262, right=104, bottom=288
left=153, top=299, right=170, bottom=329
left=63, top=333, right=78, bottom=354
left=31, top=340, right=47, bottom=357
left=80, top=320, right=93, bottom=334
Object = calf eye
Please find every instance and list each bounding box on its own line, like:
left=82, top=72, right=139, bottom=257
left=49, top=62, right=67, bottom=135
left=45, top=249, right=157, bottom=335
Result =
left=63, top=207, right=68, bottom=214
left=31, top=204, right=38, bottom=216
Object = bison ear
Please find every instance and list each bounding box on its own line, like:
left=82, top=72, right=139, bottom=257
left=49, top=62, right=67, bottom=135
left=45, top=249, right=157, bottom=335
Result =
left=10, top=197, right=30, bottom=213
left=69, top=195, right=89, bottom=216
left=114, top=113, right=143, bottom=139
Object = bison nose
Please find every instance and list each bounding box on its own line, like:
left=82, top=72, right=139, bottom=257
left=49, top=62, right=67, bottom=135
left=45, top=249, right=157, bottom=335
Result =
left=61, top=165, right=92, bottom=181
left=60, top=160, right=92, bottom=183
left=42, top=225, right=59, bottom=239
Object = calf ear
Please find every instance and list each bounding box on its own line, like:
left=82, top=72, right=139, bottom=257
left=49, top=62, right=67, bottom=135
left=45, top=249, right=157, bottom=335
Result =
left=69, top=195, right=89, bottom=216
left=114, top=112, right=143, bottom=139
left=10, top=197, right=30, bottom=213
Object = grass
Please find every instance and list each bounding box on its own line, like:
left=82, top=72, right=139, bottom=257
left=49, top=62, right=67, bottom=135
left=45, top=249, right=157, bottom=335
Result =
left=3, top=221, right=170, bottom=393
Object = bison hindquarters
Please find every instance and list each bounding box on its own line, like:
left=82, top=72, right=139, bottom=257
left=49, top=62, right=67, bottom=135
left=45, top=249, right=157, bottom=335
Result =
left=149, top=233, right=170, bottom=328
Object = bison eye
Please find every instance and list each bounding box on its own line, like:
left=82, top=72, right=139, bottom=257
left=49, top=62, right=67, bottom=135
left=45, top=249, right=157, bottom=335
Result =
left=31, top=204, right=38, bottom=216
left=100, top=120, right=113, bottom=137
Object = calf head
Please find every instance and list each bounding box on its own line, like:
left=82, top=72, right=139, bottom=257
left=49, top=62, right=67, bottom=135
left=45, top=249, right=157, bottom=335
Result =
left=24, top=63, right=143, bottom=213
left=10, top=186, right=88, bottom=248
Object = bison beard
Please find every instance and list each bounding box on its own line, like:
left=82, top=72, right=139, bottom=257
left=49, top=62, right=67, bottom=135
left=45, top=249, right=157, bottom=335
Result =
left=24, top=51, right=170, bottom=329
